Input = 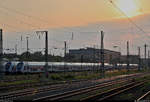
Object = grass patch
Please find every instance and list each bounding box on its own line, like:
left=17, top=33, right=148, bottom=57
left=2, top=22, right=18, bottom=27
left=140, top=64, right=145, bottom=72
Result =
left=1, top=68, right=150, bottom=86
left=0, top=79, right=38, bottom=86
left=50, top=74, right=63, bottom=80
left=48, top=69, right=149, bottom=82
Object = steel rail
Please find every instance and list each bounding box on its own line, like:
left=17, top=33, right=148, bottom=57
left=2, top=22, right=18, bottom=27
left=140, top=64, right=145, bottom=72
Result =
left=0, top=72, right=148, bottom=101
left=136, top=90, right=150, bottom=101
left=33, top=74, right=143, bottom=101
left=80, top=80, right=147, bottom=101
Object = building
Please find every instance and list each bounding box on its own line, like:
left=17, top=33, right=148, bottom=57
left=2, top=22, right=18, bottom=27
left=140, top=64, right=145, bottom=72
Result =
left=67, top=47, right=121, bottom=63
left=120, top=55, right=139, bottom=64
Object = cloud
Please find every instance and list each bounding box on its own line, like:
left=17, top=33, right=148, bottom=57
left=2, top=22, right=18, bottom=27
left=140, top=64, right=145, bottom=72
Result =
left=4, top=13, right=150, bottom=56
left=120, top=33, right=140, bottom=42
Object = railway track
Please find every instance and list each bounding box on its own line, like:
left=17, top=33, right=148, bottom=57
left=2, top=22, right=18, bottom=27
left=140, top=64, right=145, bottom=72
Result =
left=82, top=80, right=146, bottom=101
left=136, top=90, right=150, bottom=101
left=29, top=73, right=148, bottom=101
left=38, top=79, right=132, bottom=101
left=0, top=79, right=99, bottom=101
left=0, top=72, right=148, bottom=102
left=0, top=78, right=91, bottom=92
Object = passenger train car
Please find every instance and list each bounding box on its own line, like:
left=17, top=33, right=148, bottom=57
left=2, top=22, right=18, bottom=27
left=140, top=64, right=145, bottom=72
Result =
left=4, top=61, right=138, bottom=74
left=5, top=61, right=19, bottom=74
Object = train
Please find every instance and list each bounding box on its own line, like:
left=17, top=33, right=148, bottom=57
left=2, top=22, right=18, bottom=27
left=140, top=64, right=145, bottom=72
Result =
left=3, top=61, right=138, bottom=74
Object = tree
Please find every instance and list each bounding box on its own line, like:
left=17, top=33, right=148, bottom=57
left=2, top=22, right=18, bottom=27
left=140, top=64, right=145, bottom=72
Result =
left=33, top=51, right=43, bottom=57
left=20, top=51, right=31, bottom=61
left=31, top=51, right=44, bottom=61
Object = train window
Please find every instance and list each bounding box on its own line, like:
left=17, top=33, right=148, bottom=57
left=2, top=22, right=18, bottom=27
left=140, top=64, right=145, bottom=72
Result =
left=5, top=63, right=11, bottom=70
left=17, top=63, right=23, bottom=70
left=32, top=68, right=37, bottom=71
left=24, top=67, right=26, bottom=70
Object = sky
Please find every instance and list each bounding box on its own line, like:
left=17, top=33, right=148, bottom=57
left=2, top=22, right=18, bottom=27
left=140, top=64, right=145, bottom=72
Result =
left=1, top=0, right=150, bottom=57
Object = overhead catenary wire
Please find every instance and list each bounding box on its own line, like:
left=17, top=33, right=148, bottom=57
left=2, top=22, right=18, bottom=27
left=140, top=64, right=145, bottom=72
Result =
left=0, top=9, right=41, bottom=29
left=0, top=22, right=21, bottom=32
left=0, top=0, right=147, bottom=35
left=108, top=0, right=147, bottom=35
left=0, top=4, right=52, bottom=26
left=134, top=0, right=143, bottom=13
left=107, top=0, right=150, bottom=46
left=1, top=0, right=149, bottom=55
left=0, top=3, right=57, bottom=32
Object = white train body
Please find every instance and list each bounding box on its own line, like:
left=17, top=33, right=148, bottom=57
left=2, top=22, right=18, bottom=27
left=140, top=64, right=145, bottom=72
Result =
left=4, top=61, right=138, bottom=74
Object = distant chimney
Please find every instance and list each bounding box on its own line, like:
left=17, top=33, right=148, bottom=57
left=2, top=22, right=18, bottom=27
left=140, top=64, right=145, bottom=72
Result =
left=0, top=29, right=3, bottom=54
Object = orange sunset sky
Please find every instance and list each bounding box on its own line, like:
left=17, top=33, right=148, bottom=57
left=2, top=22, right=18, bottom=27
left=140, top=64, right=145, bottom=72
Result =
left=1, top=0, right=150, bottom=56
left=0, top=0, right=149, bottom=30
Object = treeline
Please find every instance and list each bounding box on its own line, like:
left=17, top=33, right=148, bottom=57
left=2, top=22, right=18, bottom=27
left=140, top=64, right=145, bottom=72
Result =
left=3, top=51, right=63, bottom=62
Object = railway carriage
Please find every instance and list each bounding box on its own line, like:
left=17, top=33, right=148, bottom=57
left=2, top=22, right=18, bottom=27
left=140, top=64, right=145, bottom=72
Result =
left=16, top=62, right=45, bottom=74
left=4, top=61, right=138, bottom=74
left=5, top=61, right=18, bottom=74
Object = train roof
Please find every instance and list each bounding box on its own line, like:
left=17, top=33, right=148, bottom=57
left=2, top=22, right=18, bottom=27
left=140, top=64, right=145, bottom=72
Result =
left=18, top=62, right=102, bottom=66
left=6, top=61, right=115, bottom=66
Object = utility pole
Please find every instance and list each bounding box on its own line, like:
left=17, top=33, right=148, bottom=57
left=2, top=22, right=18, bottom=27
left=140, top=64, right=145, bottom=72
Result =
left=127, top=41, right=129, bottom=71
left=138, top=47, right=141, bottom=71
left=64, top=41, right=67, bottom=73
left=98, top=45, right=101, bottom=72
left=101, top=31, right=105, bottom=78
left=0, top=29, right=4, bottom=80
left=81, top=55, right=83, bottom=70
left=118, top=47, right=121, bottom=70
left=26, top=37, right=29, bottom=53
left=45, top=31, right=48, bottom=78
left=148, top=50, right=150, bottom=68
left=93, top=45, right=96, bottom=71
left=145, top=44, right=147, bottom=60
left=64, top=41, right=67, bottom=58
left=15, top=44, right=17, bottom=55
left=26, top=36, right=29, bottom=61
left=144, top=44, right=147, bottom=68
left=21, top=35, right=23, bottom=57
left=36, top=31, right=48, bottom=78
left=148, top=50, right=150, bottom=59
left=0, top=29, right=2, bottom=54
left=26, top=36, right=29, bottom=75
